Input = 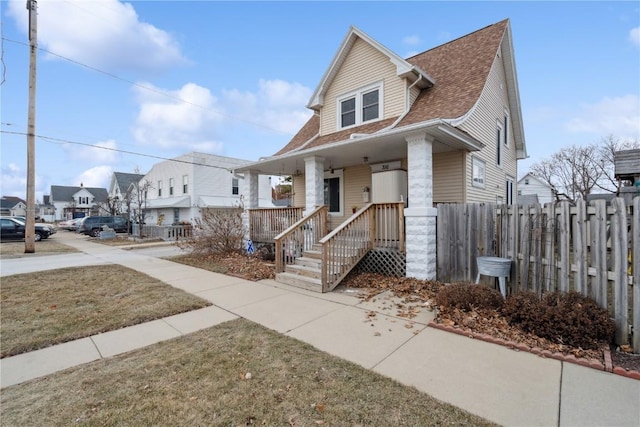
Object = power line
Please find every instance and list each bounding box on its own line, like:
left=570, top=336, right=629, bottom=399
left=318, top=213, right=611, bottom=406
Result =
left=0, top=37, right=297, bottom=137
left=1, top=129, right=237, bottom=170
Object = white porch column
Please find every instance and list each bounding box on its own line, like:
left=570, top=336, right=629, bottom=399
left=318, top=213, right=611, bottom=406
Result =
left=405, top=132, right=437, bottom=280
left=243, top=170, right=259, bottom=209
left=242, top=170, right=259, bottom=247
left=304, top=156, right=325, bottom=215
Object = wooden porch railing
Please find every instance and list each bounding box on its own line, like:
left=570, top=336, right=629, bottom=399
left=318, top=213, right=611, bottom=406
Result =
left=274, top=206, right=328, bottom=273
left=248, top=207, right=304, bottom=243
left=320, top=202, right=405, bottom=292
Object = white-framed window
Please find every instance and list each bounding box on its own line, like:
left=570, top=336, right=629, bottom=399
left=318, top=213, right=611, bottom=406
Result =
left=324, top=169, right=344, bottom=215
left=337, top=82, right=382, bottom=129
left=496, top=120, right=503, bottom=167
left=503, top=110, right=509, bottom=147
left=506, top=176, right=515, bottom=205
left=157, top=180, right=162, bottom=197
left=472, top=157, right=486, bottom=188
left=183, top=175, right=188, bottom=194
left=169, top=178, right=174, bottom=196
left=232, top=178, right=239, bottom=195
left=524, top=178, right=529, bottom=185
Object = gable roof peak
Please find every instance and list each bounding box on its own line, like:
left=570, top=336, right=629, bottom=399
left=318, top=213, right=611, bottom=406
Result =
left=307, top=25, right=434, bottom=110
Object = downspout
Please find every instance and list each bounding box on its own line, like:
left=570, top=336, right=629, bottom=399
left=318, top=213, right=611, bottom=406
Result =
left=377, top=74, right=423, bottom=132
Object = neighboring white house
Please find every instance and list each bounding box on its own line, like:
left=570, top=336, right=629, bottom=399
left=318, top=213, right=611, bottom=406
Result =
left=108, top=171, right=146, bottom=216
left=0, top=196, right=27, bottom=217
left=140, top=152, right=274, bottom=225
left=49, top=184, right=109, bottom=221
left=517, top=173, right=554, bottom=206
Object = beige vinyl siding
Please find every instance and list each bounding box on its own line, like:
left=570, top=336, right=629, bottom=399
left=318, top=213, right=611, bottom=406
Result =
left=320, top=38, right=406, bottom=136
left=459, top=51, right=517, bottom=203
left=433, top=151, right=465, bottom=203
left=292, top=165, right=372, bottom=230
left=292, top=176, right=305, bottom=208
left=409, top=85, right=421, bottom=107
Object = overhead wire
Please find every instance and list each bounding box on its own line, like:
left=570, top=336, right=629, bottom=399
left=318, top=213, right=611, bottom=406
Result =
left=1, top=129, right=236, bottom=169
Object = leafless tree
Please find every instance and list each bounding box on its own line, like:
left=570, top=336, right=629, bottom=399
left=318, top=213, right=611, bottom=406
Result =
left=528, top=135, right=640, bottom=203
left=131, top=168, right=153, bottom=238
left=96, top=196, right=122, bottom=216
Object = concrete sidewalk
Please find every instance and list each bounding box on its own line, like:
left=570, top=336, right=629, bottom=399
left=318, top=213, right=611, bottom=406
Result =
left=1, top=233, right=639, bottom=426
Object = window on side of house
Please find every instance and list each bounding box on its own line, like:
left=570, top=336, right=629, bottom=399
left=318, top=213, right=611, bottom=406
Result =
left=158, top=180, right=162, bottom=197
left=472, top=157, right=485, bottom=188
left=496, top=122, right=502, bottom=167
left=337, top=83, right=382, bottom=129
left=183, top=175, right=188, bottom=193
left=232, top=178, right=239, bottom=195
left=504, top=111, right=509, bottom=147
left=506, top=176, right=514, bottom=205
left=323, top=169, right=343, bottom=215
left=169, top=178, right=174, bottom=196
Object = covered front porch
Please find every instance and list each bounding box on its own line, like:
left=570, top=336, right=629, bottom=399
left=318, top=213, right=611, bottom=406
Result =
left=236, top=121, right=483, bottom=292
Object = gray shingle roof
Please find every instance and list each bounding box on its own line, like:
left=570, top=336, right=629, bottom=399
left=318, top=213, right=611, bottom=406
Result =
left=114, top=172, right=145, bottom=192
left=50, top=185, right=108, bottom=203
left=0, top=196, right=26, bottom=209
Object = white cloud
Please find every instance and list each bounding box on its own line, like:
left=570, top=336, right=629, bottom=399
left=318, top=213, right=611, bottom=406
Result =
left=74, top=166, right=113, bottom=189
left=402, top=35, right=421, bottom=46
left=630, top=27, right=640, bottom=47
left=565, top=95, right=640, bottom=140
left=131, top=79, right=312, bottom=155
left=1, top=163, right=27, bottom=197
left=65, top=139, right=120, bottom=164
left=132, top=82, right=225, bottom=152
left=222, top=79, right=313, bottom=135
left=7, top=0, right=186, bottom=74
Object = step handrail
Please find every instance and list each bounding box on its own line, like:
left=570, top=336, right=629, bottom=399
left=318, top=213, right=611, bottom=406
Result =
left=274, top=205, right=328, bottom=273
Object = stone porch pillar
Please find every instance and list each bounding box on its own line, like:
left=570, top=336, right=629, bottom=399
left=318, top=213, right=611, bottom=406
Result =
left=243, top=170, right=259, bottom=209
left=405, top=132, right=437, bottom=280
left=242, top=170, right=259, bottom=248
left=304, top=156, right=325, bottom=215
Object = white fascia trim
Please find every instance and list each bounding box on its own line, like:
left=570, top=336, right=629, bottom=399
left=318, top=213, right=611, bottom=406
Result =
left=307, top=26, right=435, bottom=109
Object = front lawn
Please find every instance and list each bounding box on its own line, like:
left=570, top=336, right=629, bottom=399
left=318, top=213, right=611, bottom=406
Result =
left=0, top=265, right=210, bottom=358
left=0, top=319, right=494, bottom=426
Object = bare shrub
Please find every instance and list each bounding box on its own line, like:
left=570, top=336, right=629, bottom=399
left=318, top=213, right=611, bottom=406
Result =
left=503, top=291, right=615, bottom=349
left=178, top=206, right=245, bottom=254
left=435, top=282, right=504, bottom=312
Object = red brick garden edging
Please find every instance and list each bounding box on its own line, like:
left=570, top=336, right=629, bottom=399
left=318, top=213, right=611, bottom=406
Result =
left=427, top=321, right=640, bottom=380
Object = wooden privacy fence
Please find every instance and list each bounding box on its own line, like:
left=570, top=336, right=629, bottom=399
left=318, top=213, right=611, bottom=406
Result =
left=437, top=198, right=639, bottom=351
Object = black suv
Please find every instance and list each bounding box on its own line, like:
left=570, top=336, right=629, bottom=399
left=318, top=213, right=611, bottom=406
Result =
left=77, top=216, right=128, bottom=237
left=0, top=216, right=51, bottom=241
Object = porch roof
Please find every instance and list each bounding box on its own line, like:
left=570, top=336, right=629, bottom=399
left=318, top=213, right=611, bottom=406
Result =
left=146, top=195, right=191, bottom=209
left=234, top=119, right=483, bottom=176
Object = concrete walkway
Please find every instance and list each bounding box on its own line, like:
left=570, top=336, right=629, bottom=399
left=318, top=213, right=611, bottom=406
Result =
left=1, top=233, right=639, bottom=426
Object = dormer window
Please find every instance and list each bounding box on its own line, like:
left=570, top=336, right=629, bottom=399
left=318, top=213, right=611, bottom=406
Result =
left=337, top=82, right=382, bottom=129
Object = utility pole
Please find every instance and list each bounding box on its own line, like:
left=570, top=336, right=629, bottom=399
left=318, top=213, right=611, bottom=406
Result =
left=25, top=0, right=37, bottom=253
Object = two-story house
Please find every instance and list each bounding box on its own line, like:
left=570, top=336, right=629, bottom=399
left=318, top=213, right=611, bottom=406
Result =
left=0, top=196, right=27, bottom=217
left=50, top=184, right=108, bottom=220
left=236, top=19, right=527, bottom=291
left=140, top=152, right=274, bottom=225
left=107, top=171, right=146, bottom=216
left=517, top=173, right=555, bottom=206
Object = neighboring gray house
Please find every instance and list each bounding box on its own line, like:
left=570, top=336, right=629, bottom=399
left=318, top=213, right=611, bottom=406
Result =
left=0, top=196, right=27, bottom=216
left=50, top=184, right=109, bottom=220
left=517, top=173, right=554, bottom=206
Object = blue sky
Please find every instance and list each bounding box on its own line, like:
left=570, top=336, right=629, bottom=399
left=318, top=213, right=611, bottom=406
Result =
left=1, top=1, right=639, bottom=201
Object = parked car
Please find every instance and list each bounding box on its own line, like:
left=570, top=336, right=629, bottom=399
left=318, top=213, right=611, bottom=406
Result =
left=14, top=216, right=57, bottom=235
left=77, top=216, right=128, bottom=237
left=0, top=217, right=51, bottom=241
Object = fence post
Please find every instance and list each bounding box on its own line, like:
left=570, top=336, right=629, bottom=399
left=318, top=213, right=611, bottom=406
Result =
left=573, top=200, right=588, bottom=295
left=544, top=203, right=556, bottom=293
left=611, top=197, right=629, bottom=346
left=591, top=200, right=608, bottom=306
left=558, top=201, right=571, bottom=292
left=633, top=197, right=640, bottom=353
